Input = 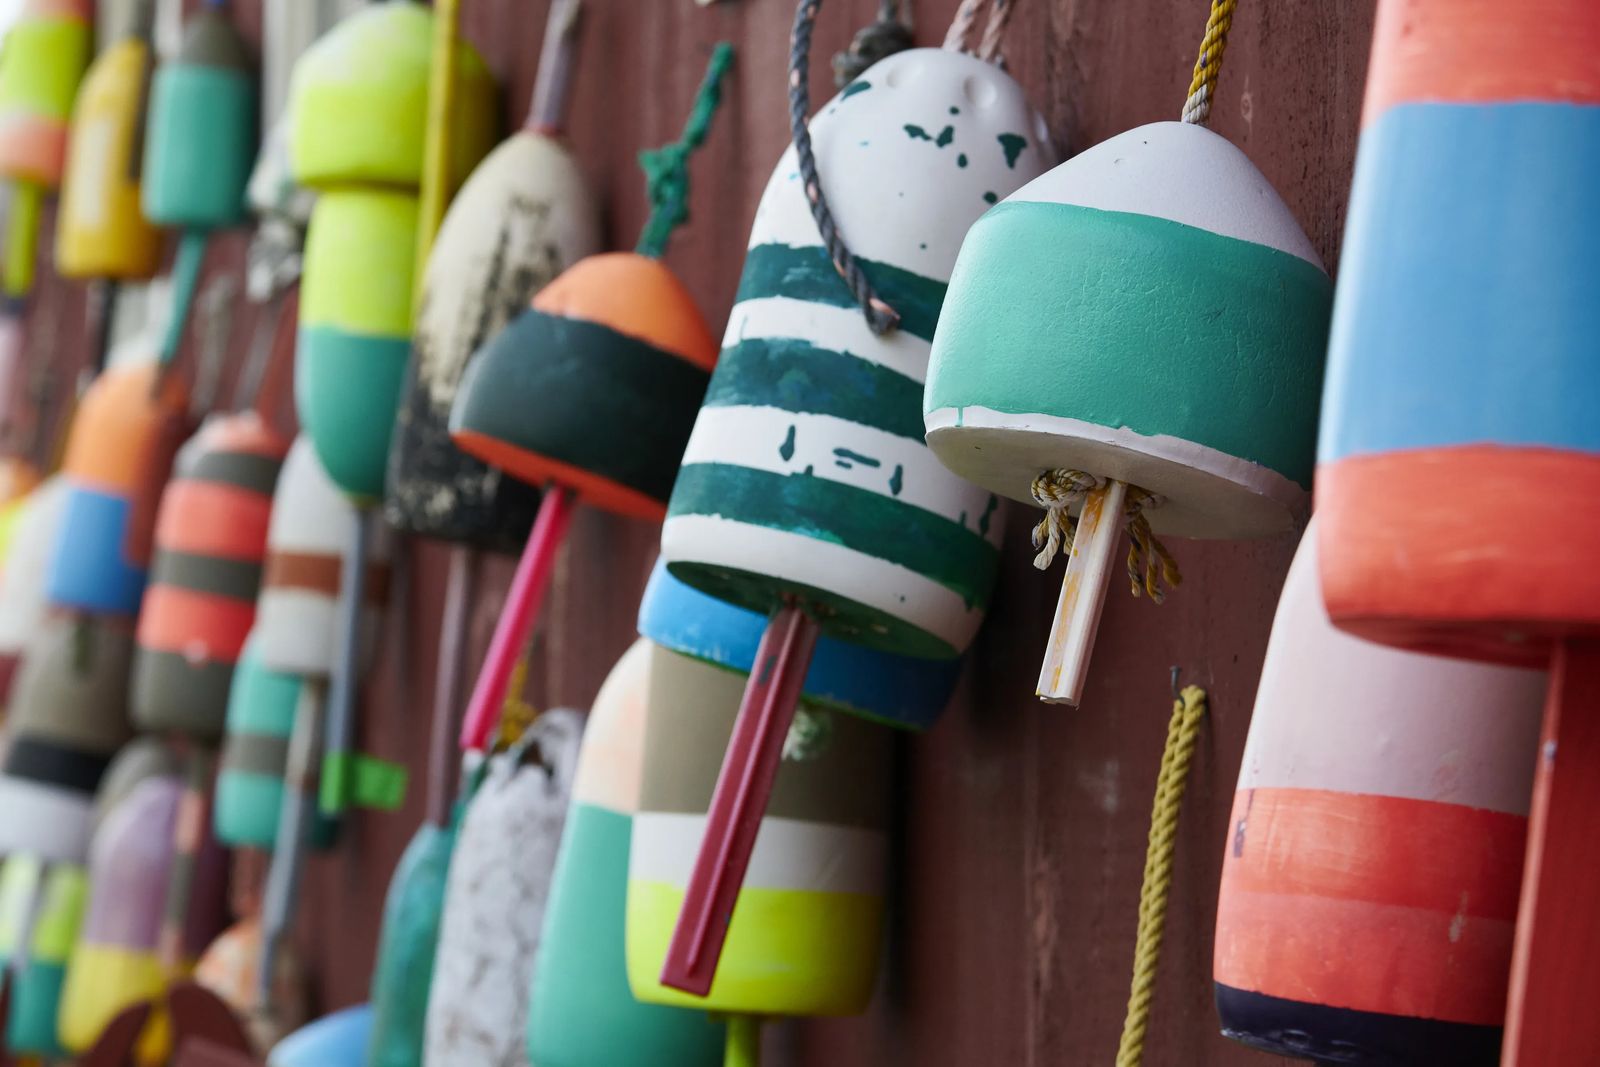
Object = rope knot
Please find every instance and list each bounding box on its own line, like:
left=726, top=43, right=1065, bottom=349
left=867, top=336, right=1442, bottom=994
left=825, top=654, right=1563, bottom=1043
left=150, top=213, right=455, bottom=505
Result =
left=832, top=15, right=914, bottom=87
left=634, top=42, right=736, bottom=260
left=1028, top=469, right=1184, bottom=604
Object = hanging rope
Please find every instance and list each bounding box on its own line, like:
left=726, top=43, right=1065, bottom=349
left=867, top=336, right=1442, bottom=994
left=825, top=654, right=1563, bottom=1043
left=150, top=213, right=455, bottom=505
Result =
left=1180, top=0, right=1237, bottom=127
left=1115, top=683, right=1208, bottom=1067
left=636, top=42, right=736, bottom=260
left=832, top=0, right=913, bottom=86
left=942, top=0, right=1016, bottom=63
left=1030, top=470, right=1183, bottom=603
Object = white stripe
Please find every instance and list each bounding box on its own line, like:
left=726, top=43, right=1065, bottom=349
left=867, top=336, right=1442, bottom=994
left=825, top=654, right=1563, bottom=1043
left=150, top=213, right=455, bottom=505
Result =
left=681, top=406, right=1005, bottom=549
left=721, top=297, right=933, bottom=385
left=662, top=515, right=985, bottom=654
left=0, top=778, right=93, bottom=864
left=630, top=811, right=886, bottom=895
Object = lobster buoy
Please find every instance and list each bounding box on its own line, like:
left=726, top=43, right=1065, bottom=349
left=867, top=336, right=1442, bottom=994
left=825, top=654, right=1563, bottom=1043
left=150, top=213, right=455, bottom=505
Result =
left=424, top=710, right=584, bottom=1067
left=0, top=615, right=134, bottom=863
left=132, top=413, right=288, bottom=742
left=1215, top=523, right=1545, bottom=1063
left=268, top=1003, right=372, bottom=1067
left=2, top=857, right=87, bottom=1056
left=286, top=0, right=497, bottom=502
left=527, top=638, right=724, bottom=1067
left=46, top=363, right=190, bottom=617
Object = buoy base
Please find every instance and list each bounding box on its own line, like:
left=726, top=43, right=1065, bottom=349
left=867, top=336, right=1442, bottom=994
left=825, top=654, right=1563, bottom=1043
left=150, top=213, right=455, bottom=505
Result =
left=1215, top=984, right=1502, bottom=1066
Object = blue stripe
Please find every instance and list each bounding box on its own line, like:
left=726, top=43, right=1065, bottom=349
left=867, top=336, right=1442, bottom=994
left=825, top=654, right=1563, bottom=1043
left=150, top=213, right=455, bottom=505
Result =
left=636, top=561, right=959, bottom=730
left=47, top=486, right=146, bottom=616
left=1320, top=101, right=1600, bottom=463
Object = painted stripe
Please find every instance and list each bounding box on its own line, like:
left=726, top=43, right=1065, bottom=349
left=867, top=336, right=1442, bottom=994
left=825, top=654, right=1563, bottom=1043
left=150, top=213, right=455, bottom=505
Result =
left=262, top=550, right=339, bottom=595
left=723, top=296, right=932, bottom=384
left=47, top=486, right=144, bottom=616
left=2, top=737, right=110, bottom=792
left=296, top=325, right=411, bottom=502
left=136, top=584, right=256, bottom=655
left=300, top=189, right=418, bottom=336
left=153, top=482, right=272, bottom=559
left=667, top=462, right=1000, bottom=610
left=662, top=513, right=983, bottom=658
left=1215, top=984, right=1503, bottom=1065
left=223, top=658, right=301, bottom=735
left=703, top=337, right=924, bottom=441
left=530, top=252, right=718, bottom=371
left=32, top=865, right=87, bottom=961
left=734, top=243, right=947, bottom=343
left=130, top=651, right=236, bottom=734
left=1320, top=103, right=1600, bottom=462
left=219, top=733, right=291, bottom=778
left=1004, top=122, right=1324, bottom=266
left=181, top=448, right=282, bottom=496
left=1363, top=0, right=1600, bottom=121
left=631, top=812, right=885, bottom=894
left=681, top=406, right=999, bottom=543
left=1316, top=446, right=1600, bottom=664
left=927, top=199, right=1330, bottom=489
left=1216, top=788, right=1522, bottom=1026
left=146, top=550, right=262, bottom=600
left=0, top=778, right=92, bottom=863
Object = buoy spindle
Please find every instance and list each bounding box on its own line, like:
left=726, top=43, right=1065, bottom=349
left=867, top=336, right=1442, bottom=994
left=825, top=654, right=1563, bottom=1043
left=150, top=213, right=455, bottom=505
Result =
left=1037, top=477, right=1126, bottom=704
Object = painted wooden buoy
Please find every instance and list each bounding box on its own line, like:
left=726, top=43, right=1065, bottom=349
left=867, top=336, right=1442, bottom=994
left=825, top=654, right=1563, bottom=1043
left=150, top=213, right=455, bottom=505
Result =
left=255, top=436, right=389, bottom=678
left=386, top=0, right=600, bottom=549
left=0, top=0, right=92, bottom=296
left=286, top=0, right=497, bottom=503
left=641, top=559, right=959, bottom=732
left=1215, top=523, right=1545, bottom=1063
left=424, top=709, right=584, bottom=1067
left=132, top=413, right=288, bottom=743
left=0, top=476, right=67, bottom=701
left=2, top=857, right=87, bottom=1056
left=447, top=43, right=733, bottom=757
left=47, top=362, right=191, bottom=617
left=628, top=641, right=891, bottom=1015
left=654, top=43, right=1046, bottom=993
left=268, top=1003, right=372, bottom=1067
left=141, top=0, right=257, bottom=368
left=54, top=1, right=162, bottom=282
left=92, top=735, right=184, bottom=832
left=57, top=772, right=182, bottom=1056
left=527, top=639, right=725, bottom=1067
left=0, top=616, right=134, bottom=864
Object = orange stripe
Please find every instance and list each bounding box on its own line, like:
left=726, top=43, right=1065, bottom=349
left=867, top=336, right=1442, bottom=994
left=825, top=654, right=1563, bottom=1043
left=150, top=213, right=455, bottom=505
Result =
left=1316, top=446, right=1600, bottom=666
left=61, top=365, right=189, bottom=489
left=263, top=551, right=392, bottom=602
left=1215, top=788, right=1525, bottom=1024
left=153, top=482, right=272, bottom=561
left=0, top=117, right=69, bottom=185
left=1364, top=0, right=1600, bottom=122
left=531, top=253, right=719, bottom=371
left=136, top=586, right=256, bottom=658
left=451, top=429, right=666, bottom=521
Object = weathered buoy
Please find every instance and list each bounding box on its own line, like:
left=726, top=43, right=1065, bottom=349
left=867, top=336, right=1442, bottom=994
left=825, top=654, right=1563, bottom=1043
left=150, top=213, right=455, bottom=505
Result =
left=424, top=710, right=584, bottom=1067
left=527, top=639, right=725, bottom=1067
left=141, top=0, right=258, bottom=368
left=0, top=0, right=92, bottom=297
left=54, top=0, right=163, bottom=282
left=57, top=772, right=183, bottom=1057
left=287, top=0, right=498, bottom=503
left=1, top=857, right=87, bottom=1057
left=47, top=362, right=190, bottom=617
left=0, top=615, right=134, bottom=863
left=448, top=43, right=733, bottom=755
left=628, top=641, right=892, bottom=1015
left=655, top=38, right=1047, bottom=991
left=1215, top=524, right=1545, bottom=1063
left=132, top=413, right=288, bottom=743
left=386, top=0, right=600, bottom=549
left=0, top=476, right=67, bottom=701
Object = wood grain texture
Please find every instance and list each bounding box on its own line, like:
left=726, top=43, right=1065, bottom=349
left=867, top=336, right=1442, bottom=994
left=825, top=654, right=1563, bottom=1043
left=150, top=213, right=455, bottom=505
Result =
left=10, top=2, right=1375, bottom=1062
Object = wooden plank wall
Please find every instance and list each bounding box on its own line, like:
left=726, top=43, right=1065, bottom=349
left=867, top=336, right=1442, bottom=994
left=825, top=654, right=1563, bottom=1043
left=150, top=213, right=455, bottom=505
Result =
left=17, top=0, right=1378, bottom=1062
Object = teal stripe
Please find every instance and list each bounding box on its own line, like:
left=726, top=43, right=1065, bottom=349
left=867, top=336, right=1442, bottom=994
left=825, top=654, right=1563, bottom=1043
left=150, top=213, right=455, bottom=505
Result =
left=667, top=462, right=997, bottom=608
left=297, top=325, right=411, bottom=501
left=703, top=336, right=925, bottom=441
left=925, top=200, right=1331, bottom=486
left=735, top=243, right=948, bottom=343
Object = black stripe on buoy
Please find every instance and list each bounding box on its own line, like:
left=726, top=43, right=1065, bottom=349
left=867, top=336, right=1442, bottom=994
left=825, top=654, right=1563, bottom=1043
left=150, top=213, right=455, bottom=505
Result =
left=1215, top=983, right=1502, bottom=1066
left=2, top=737, right=112, bottom=793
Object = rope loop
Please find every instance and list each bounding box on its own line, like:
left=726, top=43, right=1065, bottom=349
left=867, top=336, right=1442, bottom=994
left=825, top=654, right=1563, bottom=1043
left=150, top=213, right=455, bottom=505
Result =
left=942, top=0, right=1016, bottom=64
left=1180, top=0, right=1237, bottom=127
left=636, top=42, right=736, bottom=260
left=832, top=0, right=914, bottom=86
left=1029, top=469, right=1183, bottom=603
left=790, top=0, right=900, bottom=335
left=1116, top=683, right=1207, bottom=1066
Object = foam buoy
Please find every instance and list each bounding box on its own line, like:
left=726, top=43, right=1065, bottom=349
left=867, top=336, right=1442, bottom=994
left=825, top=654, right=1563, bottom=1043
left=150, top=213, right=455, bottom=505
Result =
left=386, top=0, right=600, bottom=549
left=0, top=616, right=134, bottom=863
left=424, top=710, right=584, bottom=1067
left=3, top=858, right=87, bottom=1056
left=0, top=477, right=67, bottom=702
left=655, top=30, right=1047, bottom=991
left=92, top=736, right=184, bottom=830
left=268, top=1003, right=371, bottom=1067
left=286, top=0, right=497, bottom=502
left=1214, top=523, right=1545, bottom=1063
left=47, top=363, right=190, bottom=617
left=141, top=0, right=257, bottom=368
left=527, top=639, right=725, bottom=1067
left=132, top=413, right=288, bottom=743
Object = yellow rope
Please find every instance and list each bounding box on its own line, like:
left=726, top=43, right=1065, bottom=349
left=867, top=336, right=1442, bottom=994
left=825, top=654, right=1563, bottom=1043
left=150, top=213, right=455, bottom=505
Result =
left=414, top=0, right=460, bottom=315
left=494, top=652, right=540, bottom=750
left=1181, top=0, right=1237, bottom=127
left=1029, top=470, right=1183, bottom=604
left=1115, top=684, right=1208, bottom=1067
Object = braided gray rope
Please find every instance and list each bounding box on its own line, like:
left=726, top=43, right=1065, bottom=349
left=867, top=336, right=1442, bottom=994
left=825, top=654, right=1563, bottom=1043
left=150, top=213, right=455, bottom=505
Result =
left=789, top=0, right=900, bottom=336
left=831, top=0, right=913, bottom=86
